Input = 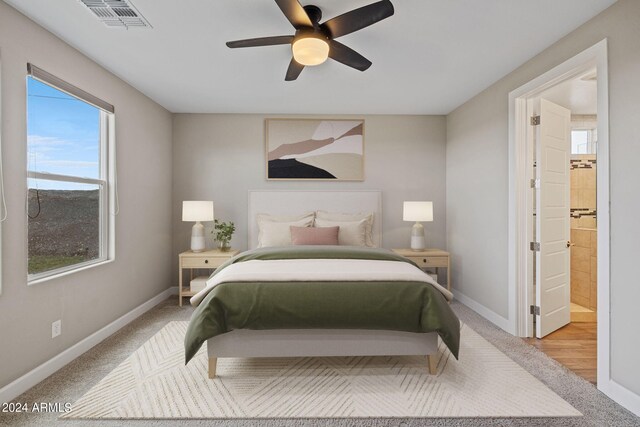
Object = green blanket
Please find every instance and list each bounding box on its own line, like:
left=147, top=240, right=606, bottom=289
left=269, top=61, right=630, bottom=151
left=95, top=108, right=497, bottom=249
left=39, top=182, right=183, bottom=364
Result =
left=184, top=246, right=460, bottom=363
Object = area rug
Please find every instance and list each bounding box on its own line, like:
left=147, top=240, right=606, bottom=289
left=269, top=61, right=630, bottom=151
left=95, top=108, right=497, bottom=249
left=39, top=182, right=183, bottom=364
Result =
left=62, top=321, right=581, bottom=419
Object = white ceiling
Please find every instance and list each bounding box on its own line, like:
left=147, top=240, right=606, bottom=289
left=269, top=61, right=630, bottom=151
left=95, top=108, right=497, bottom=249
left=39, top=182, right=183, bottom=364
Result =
left=4, top=0, right=617, bottom=114
left=540, top=69, right=598, bottom=115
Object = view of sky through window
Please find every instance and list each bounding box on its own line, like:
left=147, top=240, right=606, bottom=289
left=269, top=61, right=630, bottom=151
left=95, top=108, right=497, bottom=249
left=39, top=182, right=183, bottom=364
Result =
left=27, top=77, right=100, bottom=189
left=27, top=77, right=103, bottom=275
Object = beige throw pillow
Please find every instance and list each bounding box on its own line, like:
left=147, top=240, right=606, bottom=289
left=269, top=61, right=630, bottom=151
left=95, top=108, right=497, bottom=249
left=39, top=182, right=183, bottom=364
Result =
left=315, top=211, right=375, bottom=247
left=314, top=218, right=368, bottom=247
left=256, top=212, right=314, bottom=248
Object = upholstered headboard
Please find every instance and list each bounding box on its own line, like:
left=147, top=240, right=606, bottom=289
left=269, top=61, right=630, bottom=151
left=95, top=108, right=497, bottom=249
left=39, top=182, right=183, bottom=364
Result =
left=247, top=190, right=382, bottom=249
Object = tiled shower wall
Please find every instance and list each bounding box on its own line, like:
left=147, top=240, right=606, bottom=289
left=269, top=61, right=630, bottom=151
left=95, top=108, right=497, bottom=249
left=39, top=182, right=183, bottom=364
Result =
left=570, top=154, right=597, bottom=310
left=570, top=228, right=597, bottom=310
left=570, top=155, right=596, bottom=228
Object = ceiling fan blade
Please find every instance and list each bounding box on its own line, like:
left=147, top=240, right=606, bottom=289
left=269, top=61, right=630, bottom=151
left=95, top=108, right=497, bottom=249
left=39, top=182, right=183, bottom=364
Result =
left=275, top=0, right=313, bottom=29
left=285, top=58, right=305, bottom=81
left=226, top=35, right=294, bottom=48
left=321, top=0, right=394, bottom=39
left=328, top=40, right=372, bottom=71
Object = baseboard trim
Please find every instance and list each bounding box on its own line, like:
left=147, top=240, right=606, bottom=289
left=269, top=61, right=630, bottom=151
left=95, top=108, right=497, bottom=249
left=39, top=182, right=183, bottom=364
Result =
left=600, top=379, right=640, bottom=417
left=454, top=290, right=640, bottom=416
left=453, top=289, right=514, bottom=334
left=0, top=287, right=177, bottom=404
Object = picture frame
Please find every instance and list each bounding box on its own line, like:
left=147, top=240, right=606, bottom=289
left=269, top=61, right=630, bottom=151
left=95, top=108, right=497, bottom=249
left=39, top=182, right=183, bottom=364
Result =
left=265, top=118, right=365, bottom=181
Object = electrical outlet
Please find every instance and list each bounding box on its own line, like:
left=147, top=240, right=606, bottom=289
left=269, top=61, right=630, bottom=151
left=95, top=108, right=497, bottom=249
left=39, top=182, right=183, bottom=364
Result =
left=52, top=320, right=61, bottom=338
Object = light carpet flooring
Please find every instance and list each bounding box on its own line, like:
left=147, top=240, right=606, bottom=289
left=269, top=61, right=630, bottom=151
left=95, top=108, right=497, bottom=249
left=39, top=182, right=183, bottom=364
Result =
left=61, top=322, right=579, bottom=419
left=0, top=299, right=638, bottom=426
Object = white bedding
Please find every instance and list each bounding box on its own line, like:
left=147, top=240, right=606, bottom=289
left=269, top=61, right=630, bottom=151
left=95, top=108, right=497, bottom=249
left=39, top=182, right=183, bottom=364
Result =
left=190, top=258, right=453, bottom=307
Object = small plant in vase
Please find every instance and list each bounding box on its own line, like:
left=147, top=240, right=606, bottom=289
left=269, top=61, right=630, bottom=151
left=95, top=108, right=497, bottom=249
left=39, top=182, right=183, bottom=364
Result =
left=212, top=219, right=235, bottom=252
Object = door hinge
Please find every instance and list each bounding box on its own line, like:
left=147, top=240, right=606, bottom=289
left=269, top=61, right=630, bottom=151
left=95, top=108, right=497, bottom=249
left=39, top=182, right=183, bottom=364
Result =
left=530, top=305, right=541, bottom=316
left=530, top=178, right=540, bottom=189
left=530, top=115, right=540, bottom=126
left=530, top=242, right=540, bottom=251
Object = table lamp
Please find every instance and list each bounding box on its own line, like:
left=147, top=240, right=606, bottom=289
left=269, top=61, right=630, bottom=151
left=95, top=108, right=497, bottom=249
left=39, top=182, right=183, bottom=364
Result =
left=403, top=201, right=433, bottom=251
left=182, top=201, right=214, bottom=252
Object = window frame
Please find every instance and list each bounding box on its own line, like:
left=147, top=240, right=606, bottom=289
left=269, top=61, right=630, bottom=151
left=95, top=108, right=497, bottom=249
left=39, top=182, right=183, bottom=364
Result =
left=570, top=116, right=598, bottom=156
left=26, top=66, right=115, bottom=284
left=570, top=128, right=597, bottom=155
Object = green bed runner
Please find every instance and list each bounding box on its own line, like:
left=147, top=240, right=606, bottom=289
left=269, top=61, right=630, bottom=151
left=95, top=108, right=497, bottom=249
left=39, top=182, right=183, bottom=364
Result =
left=184, top=246, right=460, bottom=363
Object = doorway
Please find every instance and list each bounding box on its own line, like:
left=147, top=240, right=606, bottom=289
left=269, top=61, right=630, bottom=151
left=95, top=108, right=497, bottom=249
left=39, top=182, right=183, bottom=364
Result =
left=523, top=75, right=598, bottom=382
left=508, top=40, right=610, bottom=389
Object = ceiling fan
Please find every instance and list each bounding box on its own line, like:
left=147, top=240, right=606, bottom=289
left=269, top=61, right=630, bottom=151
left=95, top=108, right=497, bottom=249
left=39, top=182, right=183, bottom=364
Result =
left=226, top=0, right=394, bottom=81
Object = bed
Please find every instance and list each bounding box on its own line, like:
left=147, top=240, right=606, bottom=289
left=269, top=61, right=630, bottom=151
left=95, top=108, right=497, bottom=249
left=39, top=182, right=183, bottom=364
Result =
left=184, top=191, right=460, bottom=378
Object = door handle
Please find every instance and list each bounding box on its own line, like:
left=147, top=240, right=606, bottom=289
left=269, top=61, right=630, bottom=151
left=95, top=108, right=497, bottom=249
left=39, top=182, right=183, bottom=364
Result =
left=566, top=241, right=575, bottom=248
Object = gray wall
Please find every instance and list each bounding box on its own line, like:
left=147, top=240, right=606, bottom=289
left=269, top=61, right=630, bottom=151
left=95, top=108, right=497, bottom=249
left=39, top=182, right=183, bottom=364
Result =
left=0, top=2, right=173, bottom=388
left=172, top=114, right=446, bottom=268
left=446, top=0, right=640, bottom=395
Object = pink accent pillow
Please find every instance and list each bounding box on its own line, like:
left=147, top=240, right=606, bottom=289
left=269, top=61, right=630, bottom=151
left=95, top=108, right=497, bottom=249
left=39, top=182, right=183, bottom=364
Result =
left=290, top=226, right=339, bottom=246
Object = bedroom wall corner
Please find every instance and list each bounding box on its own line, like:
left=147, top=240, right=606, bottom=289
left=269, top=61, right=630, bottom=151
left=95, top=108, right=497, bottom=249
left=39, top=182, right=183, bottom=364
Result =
left=445, top=0, right=640, bottom=414
left=0, top=1, right=174, bottom=392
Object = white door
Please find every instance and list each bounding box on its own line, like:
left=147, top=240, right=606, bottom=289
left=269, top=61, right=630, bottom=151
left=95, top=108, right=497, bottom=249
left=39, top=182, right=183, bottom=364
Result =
left=535, top=99, right=571, bottom=338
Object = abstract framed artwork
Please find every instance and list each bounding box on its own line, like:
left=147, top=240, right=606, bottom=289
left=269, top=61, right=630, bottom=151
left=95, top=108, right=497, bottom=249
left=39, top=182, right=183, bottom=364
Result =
left=265, top=119, right=364, bottom=181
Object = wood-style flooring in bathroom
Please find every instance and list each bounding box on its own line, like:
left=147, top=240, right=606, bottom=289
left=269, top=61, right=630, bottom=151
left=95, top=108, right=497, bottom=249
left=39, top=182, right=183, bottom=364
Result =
left=523, top=322, right=597, bottom=384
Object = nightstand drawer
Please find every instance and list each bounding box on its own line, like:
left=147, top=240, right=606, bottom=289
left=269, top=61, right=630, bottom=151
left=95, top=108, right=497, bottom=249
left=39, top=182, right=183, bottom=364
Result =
left=181, top=257, right=226, bottom=269
left=407, top=256, right=448, bottom=268
left=178, top=249, right=239, bottom=306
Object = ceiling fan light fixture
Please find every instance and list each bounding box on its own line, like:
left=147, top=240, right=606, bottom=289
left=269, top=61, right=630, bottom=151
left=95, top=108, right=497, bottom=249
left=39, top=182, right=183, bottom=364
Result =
left=226, top=0, right=395, bottom=80
left=292, top=36, right=329, bottom=66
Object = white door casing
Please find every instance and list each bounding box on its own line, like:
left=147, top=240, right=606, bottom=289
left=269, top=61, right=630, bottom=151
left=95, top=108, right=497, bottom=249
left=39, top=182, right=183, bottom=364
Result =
left=535, top=99, right=571, bottom=338
left=509, top=40, right=619, bottom=409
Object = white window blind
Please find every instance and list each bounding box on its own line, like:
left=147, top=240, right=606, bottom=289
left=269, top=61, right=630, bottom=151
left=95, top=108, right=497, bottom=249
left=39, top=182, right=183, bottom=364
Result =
left=27, top=63, right=114, bottom=114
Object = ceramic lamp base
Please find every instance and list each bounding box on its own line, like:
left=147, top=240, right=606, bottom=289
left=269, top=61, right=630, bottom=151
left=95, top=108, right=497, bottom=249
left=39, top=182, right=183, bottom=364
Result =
left=191, top=221, right=206, bottom=252
left=410, top=222, right=426, bottom=251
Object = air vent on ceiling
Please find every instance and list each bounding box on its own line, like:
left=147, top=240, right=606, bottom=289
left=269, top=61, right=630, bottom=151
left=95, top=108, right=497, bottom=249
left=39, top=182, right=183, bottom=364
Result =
left=79, top=0, right=151, bottom=29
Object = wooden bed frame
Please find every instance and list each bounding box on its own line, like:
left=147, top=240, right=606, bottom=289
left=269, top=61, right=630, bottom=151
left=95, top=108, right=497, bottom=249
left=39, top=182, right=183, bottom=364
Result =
left=207, top=329, right=439, bottom=377
left=205, top=190, right=439, bottom=377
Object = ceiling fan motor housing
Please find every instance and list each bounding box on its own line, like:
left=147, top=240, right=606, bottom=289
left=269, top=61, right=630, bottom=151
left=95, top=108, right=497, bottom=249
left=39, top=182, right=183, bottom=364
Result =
left=303, top=5, right=322, bottom=24
left=294, top=28, right=329, bottom=42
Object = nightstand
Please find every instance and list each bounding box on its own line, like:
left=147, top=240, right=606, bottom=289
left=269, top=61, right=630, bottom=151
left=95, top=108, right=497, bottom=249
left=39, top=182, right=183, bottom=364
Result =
left=392, top=248, right=451, bottom=291
left=178, top=249, right=239, bottom=306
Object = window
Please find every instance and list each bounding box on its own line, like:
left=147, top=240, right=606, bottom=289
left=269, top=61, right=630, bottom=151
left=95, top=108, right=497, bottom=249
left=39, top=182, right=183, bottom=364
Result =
left=571, top=128, right=597, bottom=155
left=26, top=65, right=114, bottom=282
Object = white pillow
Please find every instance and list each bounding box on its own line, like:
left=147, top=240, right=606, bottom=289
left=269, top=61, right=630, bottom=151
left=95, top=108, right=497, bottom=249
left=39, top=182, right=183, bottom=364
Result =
left=257, top=212, right=315, bottom=223
left=314, top=218, right=368, bottom=247
left=258, top=216, right=314, bottom=248
left=315, top=211, right=375, bottom=247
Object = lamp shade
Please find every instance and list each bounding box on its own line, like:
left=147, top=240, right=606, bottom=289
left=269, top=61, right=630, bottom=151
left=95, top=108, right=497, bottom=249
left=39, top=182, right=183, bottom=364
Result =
left=182, top=201, right=214, bottom=222
left=403, top=201, right=433, bottom=222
